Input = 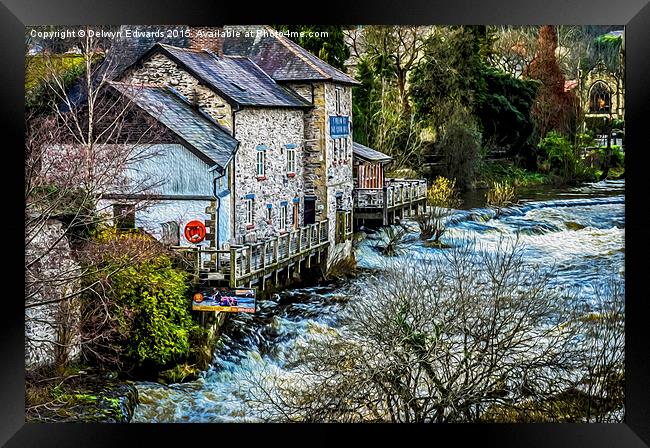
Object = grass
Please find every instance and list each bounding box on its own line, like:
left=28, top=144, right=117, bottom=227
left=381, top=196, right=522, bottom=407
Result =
left=478, top=160, right=549, bottom=188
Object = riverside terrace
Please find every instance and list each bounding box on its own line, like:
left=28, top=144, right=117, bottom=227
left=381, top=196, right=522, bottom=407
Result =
left=352, top=142, right=428, bottom=228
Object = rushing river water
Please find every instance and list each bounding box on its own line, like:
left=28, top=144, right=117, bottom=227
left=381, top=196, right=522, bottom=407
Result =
left=131, top=180, right=625, bottom=423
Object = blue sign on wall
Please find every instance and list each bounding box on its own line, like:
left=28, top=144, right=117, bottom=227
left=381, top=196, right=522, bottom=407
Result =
left=329, top=116, right=350, bottom=138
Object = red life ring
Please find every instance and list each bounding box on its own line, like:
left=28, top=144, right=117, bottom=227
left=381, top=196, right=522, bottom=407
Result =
left=184, top=220, right=206, bottom=244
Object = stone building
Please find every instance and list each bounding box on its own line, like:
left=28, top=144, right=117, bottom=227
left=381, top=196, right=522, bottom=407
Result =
left=102, top=26, right=358, bottom=273
left=223, top=25, right=360, bottom=261
left=580, top=59, right=625, bottom=121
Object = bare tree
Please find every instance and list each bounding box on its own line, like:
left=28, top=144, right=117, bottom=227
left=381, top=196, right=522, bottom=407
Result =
left=361, top=26, right=429, bottom=115
left=25, top=26, right=165, bottom=371
left=244, top=238, right=622, bottom=422
left=489, top=26, right=539, bottom=78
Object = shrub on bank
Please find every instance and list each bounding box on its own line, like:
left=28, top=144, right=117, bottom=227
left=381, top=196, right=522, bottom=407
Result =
left=80, top=228, right=200, bottom=374
left=486, top=180, right=517, bottom=214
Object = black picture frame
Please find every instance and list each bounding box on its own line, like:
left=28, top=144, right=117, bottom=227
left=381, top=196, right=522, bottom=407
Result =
left=3, top=0, right=649, bottom=445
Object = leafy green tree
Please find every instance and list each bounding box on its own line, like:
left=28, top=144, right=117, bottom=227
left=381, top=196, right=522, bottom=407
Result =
left=273, top=25, right=350, bottom=71
left=437, top=105, right=482, bottom=190
left=476, top=67, right=540, bottom=155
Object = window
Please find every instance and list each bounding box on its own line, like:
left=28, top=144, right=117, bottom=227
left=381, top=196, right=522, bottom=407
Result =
left=256, top=148, right=266, bottom=177
left=287, top=147, right=296, bottom=174
left=161, top=221, right=180, bottom=246
left=113, top=204, right=135, bottom=229
left=266, top=204, right=273, bottom=223
left=333, top=138, right=347, bottom=161
left=335, top=86, right=342, bottom=114
left=280, top=203, right=288, bottom=231
left=245, top=198, right=254, bottom=226
left=589, top=81, right=611, bottom=113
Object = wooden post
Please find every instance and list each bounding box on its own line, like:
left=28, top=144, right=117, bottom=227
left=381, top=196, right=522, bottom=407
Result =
left=194, top=246, right=201, bottom=280
left=297, top=228, right=302, bottom=254
left=261, top=242, right=267, bottom=270
left=382, top=186, right=388, bottom=226
left=229, top=248, right=237, bottom=288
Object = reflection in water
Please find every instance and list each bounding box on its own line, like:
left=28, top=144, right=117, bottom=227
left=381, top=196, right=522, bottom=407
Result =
left=132, top=180, right=624, bottom=423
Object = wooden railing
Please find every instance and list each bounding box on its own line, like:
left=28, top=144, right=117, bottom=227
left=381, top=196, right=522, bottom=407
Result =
left=172, top=219, right=330, bottom=287
left=231, top=219, right=329, bottom=284
left=353, top=178, right=427, bottom=209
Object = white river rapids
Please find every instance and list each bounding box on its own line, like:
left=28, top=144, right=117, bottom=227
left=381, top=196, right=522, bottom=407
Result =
left=131, top=180, right=624, bottom=423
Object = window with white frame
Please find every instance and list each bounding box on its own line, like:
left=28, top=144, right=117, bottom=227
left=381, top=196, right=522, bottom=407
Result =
left=287, top=147, right=296, bottom=174
left=245, top=198, right=254, bottom=225
left=280, top=203, right=288, bottom=230
left=256, top=148, right=266, bottom=177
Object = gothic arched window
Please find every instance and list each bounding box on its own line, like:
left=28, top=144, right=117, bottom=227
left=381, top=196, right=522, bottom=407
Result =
left=589, top=81, right=611, bottom=113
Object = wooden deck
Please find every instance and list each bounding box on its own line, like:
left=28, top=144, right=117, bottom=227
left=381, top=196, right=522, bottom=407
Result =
left=172, top=219, right=330, bottom=289
left=353, top=179, right=427, bottom=226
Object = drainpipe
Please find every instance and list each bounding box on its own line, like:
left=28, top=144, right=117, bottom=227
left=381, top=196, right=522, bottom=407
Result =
left=213, top=172, right=226, bottom=253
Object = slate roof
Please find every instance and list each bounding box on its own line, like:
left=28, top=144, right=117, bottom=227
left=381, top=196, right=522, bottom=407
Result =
left=140, top=44, right=312, bottom=108
left=109, top=81, right=238, bottom=172
left=352, top=142, right=393, bottom=163
left=223, top=26, right=360, bottom=86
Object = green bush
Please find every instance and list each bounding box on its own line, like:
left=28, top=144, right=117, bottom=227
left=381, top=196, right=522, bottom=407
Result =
left=81, top=229, right=199, bottom=372
left=601, top=145, right=625, bottom=168
left=537, top=131, right=576, bottom=176
left=113, top=256, right=194, bottom=367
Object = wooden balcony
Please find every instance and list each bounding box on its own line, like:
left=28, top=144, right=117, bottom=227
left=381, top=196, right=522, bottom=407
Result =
left=171, top=219, right=330, bottom=290
left=353, top=178, right=428, bottom=226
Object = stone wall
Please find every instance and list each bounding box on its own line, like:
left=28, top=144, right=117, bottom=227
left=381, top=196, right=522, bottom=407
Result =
left=288, top=82, right=327, bottom=222
left=25, top=219, right=81, bottom=369
left=232, top=107, right=305, bottom=241
left=286, top=81, right=354, bottom=261
left=120, top=52, right=233, bottom=130
left=324, top=83, right=354, bottom=250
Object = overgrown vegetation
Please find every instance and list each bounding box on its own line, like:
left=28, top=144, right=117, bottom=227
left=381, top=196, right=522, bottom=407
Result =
left=79, top=228, right=201, bottom=376
left=372, top=223, right=412, bottom=256
left=349, top=25, right=624, bottom=189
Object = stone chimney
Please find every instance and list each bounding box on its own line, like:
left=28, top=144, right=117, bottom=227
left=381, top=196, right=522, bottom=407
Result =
left=188, top=26, right=225, bottom=56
